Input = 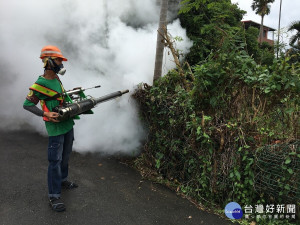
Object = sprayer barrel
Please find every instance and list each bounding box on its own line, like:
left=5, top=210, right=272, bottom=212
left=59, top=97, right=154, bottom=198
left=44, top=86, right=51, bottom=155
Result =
left=94, top=89, right=129, bottom=104
left=57, top=89, right=129, bottom=121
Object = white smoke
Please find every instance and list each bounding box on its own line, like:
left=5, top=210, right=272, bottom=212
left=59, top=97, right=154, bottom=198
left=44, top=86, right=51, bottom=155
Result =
left=0, top=0, right=192, bottom=154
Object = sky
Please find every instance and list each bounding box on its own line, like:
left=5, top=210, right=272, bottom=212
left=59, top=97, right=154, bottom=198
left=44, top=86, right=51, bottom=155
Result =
left=231, top=0, right=300, bottom=45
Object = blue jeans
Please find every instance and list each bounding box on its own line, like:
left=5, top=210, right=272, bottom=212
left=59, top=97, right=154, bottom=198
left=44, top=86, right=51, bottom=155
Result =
left=47, top=128, right=74, bottom=198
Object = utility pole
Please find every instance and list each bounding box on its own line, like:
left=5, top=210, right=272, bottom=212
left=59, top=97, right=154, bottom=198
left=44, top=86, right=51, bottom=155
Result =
left=277, top=0, right=282, bottom=59
left=153, top=0, right=169, bottom=83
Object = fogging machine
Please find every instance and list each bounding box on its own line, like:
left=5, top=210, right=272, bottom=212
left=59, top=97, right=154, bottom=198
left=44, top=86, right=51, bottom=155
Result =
left=54, top=85, right=129, bottom=121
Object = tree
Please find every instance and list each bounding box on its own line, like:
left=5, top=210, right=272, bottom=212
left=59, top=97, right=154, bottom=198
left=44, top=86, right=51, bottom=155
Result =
left=153, top=0, right=169, bottom=83
left=251, top=0, right=275, bottom=44
left=288, top=20, right=300, bottom=49
left=287, top=20, right=300, bottom=63
left=179, top=0, right=245, bottom=65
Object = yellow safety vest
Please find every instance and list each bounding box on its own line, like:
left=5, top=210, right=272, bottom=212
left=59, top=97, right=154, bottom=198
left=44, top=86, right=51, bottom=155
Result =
left=29, top=83, right=64, bottom=121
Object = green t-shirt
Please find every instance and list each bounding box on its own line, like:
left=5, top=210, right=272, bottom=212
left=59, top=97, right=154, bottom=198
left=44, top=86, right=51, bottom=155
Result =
left=23, top=76, right=74, bottom=136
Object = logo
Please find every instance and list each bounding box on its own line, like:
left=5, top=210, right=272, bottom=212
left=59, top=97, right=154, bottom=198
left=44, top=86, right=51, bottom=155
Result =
left=27, top=90, right=34, bottom=97
left=225, top=202, right=243, bottom=219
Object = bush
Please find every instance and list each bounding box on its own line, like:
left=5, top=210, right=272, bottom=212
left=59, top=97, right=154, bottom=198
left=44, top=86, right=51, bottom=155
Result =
left=133, top=39, right=300, bottom=213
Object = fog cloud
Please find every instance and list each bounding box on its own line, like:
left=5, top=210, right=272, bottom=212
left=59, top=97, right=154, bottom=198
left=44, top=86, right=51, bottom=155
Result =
left=0, top=0, right=192, bottom=154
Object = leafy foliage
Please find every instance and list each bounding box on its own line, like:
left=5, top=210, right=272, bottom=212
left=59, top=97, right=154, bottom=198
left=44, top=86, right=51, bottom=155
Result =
left=287, top=20, right=300, bottom=47
left=251, top=0, right=275, bottom=17
left=178, top=0, right=245, bottom=65
left=287, top=20, right=300, bottom=64
left=133, top=33, right=300, bottom=214
left=133, top=0, right=300, bottom=223
left=178, top=0, right=275, bottom=67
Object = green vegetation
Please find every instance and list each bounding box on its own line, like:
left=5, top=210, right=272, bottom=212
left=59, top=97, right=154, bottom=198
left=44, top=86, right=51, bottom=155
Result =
left=178, top=0, right=245, bottom=65
left=134, top=35, right=299, bottom=201
left=287, top=20, right=300, bottom=64
left=133, top=0, right=300, bottom=223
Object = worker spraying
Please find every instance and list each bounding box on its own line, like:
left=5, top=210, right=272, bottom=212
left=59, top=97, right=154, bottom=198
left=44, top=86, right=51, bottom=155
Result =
left=23, top=45, right=128, bottom=212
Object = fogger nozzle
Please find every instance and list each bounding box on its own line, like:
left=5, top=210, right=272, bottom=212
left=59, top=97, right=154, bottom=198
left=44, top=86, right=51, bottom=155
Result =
left=56, top=89, right=129, bottom=121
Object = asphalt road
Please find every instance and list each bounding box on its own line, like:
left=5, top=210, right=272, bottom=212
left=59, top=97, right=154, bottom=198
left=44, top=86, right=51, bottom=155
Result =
left=0, top=130, right=233, bottom=225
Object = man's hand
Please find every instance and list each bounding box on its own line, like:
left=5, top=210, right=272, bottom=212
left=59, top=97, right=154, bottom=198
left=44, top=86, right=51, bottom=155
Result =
left=44, top=112, right=60, bottom=122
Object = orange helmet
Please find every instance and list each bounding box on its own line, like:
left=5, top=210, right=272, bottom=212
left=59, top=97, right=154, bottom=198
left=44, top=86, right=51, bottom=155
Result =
left=40, top=45, right=68, bottom=61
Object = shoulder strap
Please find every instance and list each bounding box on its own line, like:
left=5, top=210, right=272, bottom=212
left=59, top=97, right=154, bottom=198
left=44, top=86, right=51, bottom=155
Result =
left=55, top=75, right=65, bottom=92
left=30, top=83, right=59, bottom=97
left=29, top=83, right=63, bottom=101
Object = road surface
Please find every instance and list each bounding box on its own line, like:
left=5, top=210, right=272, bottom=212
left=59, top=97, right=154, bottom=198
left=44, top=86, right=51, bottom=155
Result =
left=0, top=130, right=234, bottom=225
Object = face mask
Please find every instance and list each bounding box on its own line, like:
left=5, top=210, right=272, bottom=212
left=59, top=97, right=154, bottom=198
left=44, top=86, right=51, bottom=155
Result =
left=56, top=64, right=66, bottom=75
left=48, top=58, right=66, bottom=75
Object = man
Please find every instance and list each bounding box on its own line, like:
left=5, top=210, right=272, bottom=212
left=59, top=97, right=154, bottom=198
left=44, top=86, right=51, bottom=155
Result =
left=23, top=45, right=78, bottom=212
